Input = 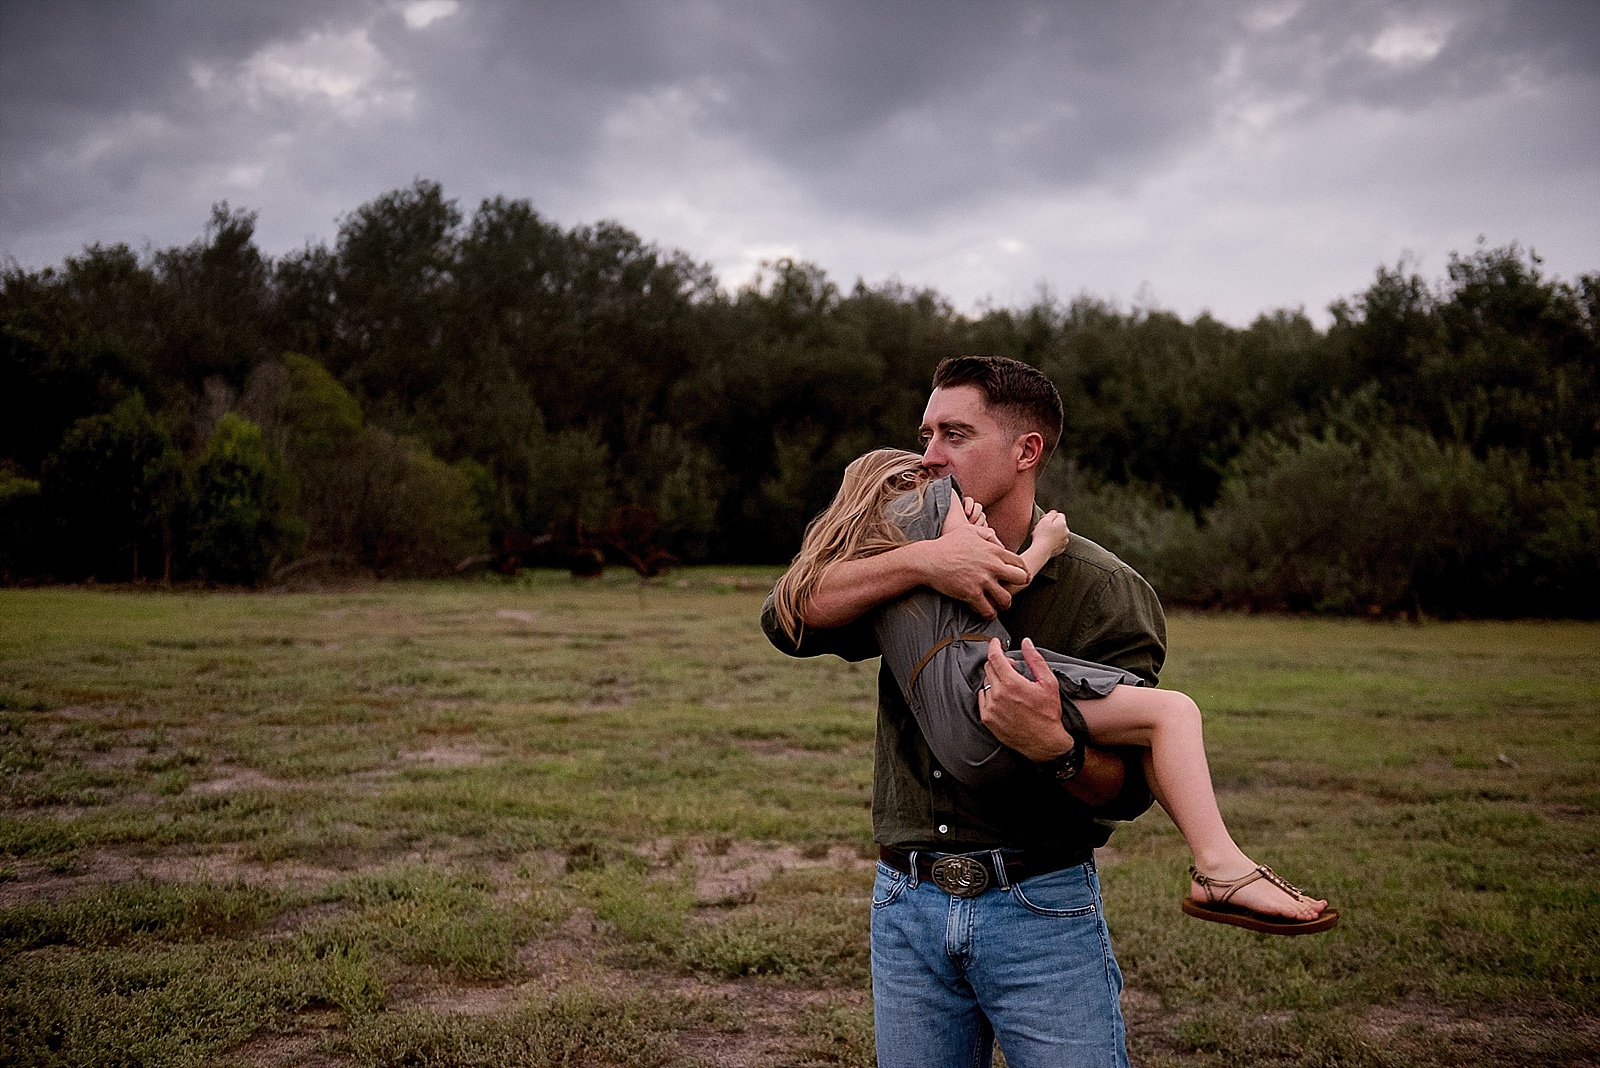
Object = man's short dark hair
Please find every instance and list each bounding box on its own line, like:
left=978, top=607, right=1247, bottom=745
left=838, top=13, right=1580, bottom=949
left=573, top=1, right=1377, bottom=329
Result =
left=932, top=355, right=1064, bottom=456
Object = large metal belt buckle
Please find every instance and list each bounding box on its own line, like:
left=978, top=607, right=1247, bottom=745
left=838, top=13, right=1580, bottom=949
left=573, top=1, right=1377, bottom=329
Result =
left=930, top=855, right=989, bottom=898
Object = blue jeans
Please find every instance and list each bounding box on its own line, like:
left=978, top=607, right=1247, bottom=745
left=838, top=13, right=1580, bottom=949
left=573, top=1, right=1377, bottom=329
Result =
left=871, top=855, right=1129, bottom=1068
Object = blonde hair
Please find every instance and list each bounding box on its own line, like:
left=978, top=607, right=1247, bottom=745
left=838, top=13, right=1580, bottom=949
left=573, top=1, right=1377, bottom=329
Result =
left=771, top=448, right=929, bottom=644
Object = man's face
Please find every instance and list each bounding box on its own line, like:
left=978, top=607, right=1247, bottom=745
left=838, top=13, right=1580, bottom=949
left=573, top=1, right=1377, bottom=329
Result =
left=918, top=385, right=1023, bottom=507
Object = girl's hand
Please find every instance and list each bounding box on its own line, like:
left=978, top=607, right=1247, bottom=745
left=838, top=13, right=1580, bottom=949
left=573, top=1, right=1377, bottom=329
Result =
left=1033, top=511, right=1070, bottom=557
left=943, top=493, right=999, bottom=541
left=962, top=496, right=1003, bottom=545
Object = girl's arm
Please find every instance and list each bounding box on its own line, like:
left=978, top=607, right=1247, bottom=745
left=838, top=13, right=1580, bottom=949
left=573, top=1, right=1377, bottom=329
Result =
left=959, top=496, right=1066, bottom=591
left=1017, top=510, right=1069, bottom=582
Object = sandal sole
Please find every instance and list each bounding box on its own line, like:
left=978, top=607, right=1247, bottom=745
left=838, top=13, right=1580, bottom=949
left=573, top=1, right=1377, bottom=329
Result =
left=1181, top=897, right=1340, bottom=936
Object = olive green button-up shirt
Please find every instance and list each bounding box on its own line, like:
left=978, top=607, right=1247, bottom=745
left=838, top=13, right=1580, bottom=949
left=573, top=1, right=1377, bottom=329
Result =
left=760, top=530, right=1167, bottom=852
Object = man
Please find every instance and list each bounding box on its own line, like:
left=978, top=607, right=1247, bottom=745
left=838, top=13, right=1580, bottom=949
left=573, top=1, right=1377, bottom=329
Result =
left=761, top=355, right=1166, bottom=1067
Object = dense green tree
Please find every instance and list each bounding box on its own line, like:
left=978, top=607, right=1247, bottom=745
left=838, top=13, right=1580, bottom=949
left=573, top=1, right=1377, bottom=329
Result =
left=151, top=204, right=276, bottom=396
left=1328, top=245, right=1599, bottom=466
left=0, top=245, right=165, bottom=472
left=339, top=428, right=488, bottom=577
left=38, top=393, right=182, bottom=582
left=330, top=179, right=463, bottom=415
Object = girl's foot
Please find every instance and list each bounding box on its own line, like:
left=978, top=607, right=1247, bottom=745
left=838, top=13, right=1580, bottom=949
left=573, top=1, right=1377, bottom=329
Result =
left=1183, top=863, right=1339, bottom=935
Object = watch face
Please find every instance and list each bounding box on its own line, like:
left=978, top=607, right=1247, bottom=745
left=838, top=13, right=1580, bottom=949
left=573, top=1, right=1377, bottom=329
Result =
left=1053, top=741, right=1084, bottom=781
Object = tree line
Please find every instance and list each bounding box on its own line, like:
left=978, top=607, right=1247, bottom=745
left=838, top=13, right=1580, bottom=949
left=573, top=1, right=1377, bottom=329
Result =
left=2, top=180, right=1595, bottom=615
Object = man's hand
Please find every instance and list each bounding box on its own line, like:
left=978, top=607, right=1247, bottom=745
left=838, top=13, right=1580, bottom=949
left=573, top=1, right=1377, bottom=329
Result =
left=978, top=637, right=1126, bottom=806
left=977, top=638, right=1072, bottom=761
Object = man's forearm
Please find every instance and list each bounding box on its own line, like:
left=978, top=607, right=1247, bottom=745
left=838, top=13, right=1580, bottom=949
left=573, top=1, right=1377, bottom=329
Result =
left=1061, top=745, right=1125, bottom=808
left=801, top=541, right=934, bottom=628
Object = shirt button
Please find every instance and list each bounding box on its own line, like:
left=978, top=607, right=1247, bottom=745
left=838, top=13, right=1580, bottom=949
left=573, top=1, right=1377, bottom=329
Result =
left=933, top=770, right=942, bottom=779
left=938, top=824, right=949, bottom=834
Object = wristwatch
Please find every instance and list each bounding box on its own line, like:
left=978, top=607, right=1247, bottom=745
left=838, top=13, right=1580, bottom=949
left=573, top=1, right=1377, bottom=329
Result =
left=1037, top=733, right=1085, bottom=784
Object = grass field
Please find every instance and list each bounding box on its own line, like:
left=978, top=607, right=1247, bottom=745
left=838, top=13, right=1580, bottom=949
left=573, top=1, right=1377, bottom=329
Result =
left=1, top=574, right=1596, bottom=1067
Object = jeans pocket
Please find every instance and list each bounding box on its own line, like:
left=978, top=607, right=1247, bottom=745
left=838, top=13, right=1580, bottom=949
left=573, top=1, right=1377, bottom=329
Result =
left=1009, top=866, right=1099, bottom=918
left=872, top=863, right=909, bottom=909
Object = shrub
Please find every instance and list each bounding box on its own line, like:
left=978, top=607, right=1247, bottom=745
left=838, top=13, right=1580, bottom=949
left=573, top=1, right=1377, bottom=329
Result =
left=0, top=465, right=42, bottom=581
left=344, top=428, right=488, bottom=576
left=187, top=413, right=302, bottom=583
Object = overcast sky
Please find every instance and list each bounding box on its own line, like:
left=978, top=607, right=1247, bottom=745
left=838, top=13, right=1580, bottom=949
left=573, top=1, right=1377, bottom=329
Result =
left=2, top=0, right=1597, bottom=325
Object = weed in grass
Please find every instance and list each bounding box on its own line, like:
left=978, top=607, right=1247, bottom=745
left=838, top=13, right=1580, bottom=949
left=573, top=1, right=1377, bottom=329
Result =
left=0, top=879, right=282, bottom=948
left=297, top=934, right=387, bottom=1015
left=334, top=991, right=680, bottom=1068
left=796, top=1001, right=875, bottom=1067
left=677, top=866, right=871, bottom=986
left=0, top=943, right=317, bottom=1068
left=322, top=864, right=531, bottom=979
left=582, top=865, right=694, bottom=947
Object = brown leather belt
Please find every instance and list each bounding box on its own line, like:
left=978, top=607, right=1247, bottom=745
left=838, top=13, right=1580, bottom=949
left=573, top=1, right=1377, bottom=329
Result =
left=906, top=632, right=994, bottom=690
left=878, top=845, right=1092, bottom=898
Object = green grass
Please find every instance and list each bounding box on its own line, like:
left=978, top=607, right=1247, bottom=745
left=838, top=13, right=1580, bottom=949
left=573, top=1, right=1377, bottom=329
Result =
left=0, top=573, right=1595, bottom=1066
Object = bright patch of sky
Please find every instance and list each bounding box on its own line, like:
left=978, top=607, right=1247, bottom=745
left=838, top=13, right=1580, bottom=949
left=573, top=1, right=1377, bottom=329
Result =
left=400, top=1, right=458, bottom=31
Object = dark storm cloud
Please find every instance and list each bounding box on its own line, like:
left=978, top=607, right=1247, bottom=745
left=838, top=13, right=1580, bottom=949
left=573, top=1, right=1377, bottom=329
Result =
left=1, top=0, right=1596, bottom=321
left=1, top=0, right=334, bottom=156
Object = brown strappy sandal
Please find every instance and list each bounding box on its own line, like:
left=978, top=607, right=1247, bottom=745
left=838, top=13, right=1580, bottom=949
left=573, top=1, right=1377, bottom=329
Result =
left=1181, top=864, right=1340, bottom=936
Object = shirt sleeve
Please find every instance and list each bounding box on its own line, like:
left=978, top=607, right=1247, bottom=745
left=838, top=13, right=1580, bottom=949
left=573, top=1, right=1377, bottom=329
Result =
left=1073, top=566, right=1167, bottom=686
left=1074, top=565, right=1168, bottom=820
left=760, top=591, right=881, bottom=662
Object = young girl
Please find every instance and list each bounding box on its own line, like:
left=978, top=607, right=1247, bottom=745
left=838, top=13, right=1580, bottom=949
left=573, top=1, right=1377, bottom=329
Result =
left=773, top=448, right=1338, bottom=935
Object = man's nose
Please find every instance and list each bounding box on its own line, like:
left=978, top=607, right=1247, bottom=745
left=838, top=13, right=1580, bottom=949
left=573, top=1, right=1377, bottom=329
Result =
left=920, top=439, right=944, bottom=470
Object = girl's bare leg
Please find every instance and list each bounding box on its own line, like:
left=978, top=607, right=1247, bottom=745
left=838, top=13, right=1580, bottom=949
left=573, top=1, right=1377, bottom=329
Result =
left=1082, top=686, right=1326, bottom=921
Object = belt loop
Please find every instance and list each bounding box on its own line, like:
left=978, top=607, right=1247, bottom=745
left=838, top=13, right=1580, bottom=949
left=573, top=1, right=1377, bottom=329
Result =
left=989, top=849, right=1009, bottom=889
left=907, top=850, right=920, bottom=888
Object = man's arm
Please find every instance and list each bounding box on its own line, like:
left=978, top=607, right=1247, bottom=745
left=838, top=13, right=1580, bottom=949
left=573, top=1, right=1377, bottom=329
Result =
left=760, top=591, right=879, bottom=661
left=978, top=639, right=1127, bottom=807
left=1063, top=565, right=1168, bottom=817
left=980, top=562, right=1168, bottom=814
left=803, top=524, right=1030, bottom=629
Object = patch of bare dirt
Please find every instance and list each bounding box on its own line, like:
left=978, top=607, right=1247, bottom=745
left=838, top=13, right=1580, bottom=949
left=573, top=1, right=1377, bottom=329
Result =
left=1542, top=803, right=1592, bottom=821
left=687, top=840, right=872, bottom=906
left=728, top=738, right=844, bottom=760
left=384, top=904, right=865, bottom=1067
left=0, top=846, right=345, bottom=906
left=231, top=1009, right=343, bottom=1067
left=1361, top=998, right=1600, bottom=1062
left=515, top=907, right=610, bottom=990
left=585, top=672, right=634, bottom=709
left=261, top=901, right=353, bottom=937
left=494, top=609, right=538, bottom=625
left=673, top=982, right=869, bottom=1068
left=400, top=982, right=534, bottom=1016
left=397, top=743, right=496, bottom=768
left=190, top=766, right=301, bottom=793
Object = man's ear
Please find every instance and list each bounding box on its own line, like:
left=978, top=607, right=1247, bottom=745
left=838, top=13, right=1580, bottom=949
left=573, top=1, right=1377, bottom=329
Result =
left=1014, top=431, right=1046, bottom=473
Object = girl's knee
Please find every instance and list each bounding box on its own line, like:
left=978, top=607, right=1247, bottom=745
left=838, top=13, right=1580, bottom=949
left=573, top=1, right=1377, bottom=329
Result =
left=1160, top=689, right=1202, bottom=725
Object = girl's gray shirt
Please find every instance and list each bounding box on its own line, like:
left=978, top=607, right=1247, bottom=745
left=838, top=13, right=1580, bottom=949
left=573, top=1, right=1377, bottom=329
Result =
left=871, top=476, right=1146, bottom=790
